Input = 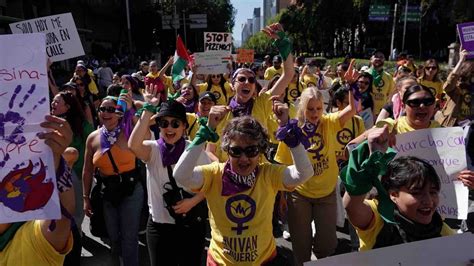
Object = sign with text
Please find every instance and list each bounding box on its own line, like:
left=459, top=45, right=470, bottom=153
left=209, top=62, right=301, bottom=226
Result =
left=10, top=13, right=85, bottom=62
left=0, top=34, right=60, bottom=223
left=204, top=32, right=232, bottom=51
left=236, top=49, right=254, bottom=63
left=306, top=233, right=474, bottom=266
left=369, top=4, right=390, bottom=22
left=194, top=51, right=230, bottom=74
left=457, top=22, right=474, bottom=59
left=394, top=127, right=469, bottom=219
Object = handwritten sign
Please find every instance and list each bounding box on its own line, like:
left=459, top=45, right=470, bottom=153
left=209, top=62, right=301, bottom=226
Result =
left=194, top=51, right=230, bottom=74
left=305, top=233, right=474, bottom=266
left=0, top=34, right=60, bottom=223
left=457, top=22, right=474, bottom=59
left=10, top=13, right=85, bottom=62
left=204, top=32, right=232, bottom=51
left=394, top=127, right=469, bottom=219
left=237, top=49, right=254, bottom=63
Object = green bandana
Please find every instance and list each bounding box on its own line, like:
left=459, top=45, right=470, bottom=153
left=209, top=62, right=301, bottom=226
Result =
left=186, top=117, right=219, bottom=150
left=368, top=67, right=383, bottom=88
left=272, top=31, right=292, bottom=61
left=340, top=141, right=397, bottom=223
left=167, top=90, right=181, bottom=101
left=0, top=222, right=25, bottom=251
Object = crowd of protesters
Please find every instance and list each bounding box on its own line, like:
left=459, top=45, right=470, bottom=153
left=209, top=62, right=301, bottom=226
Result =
left=2, top=22, right=474, bottom=266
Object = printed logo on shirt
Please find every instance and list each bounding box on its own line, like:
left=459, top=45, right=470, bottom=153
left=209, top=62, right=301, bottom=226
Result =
left=223, top=234, right=258, bottom=262
left=289, top=88, right=299, bottom=99
left=375, top=79, right=385, bottom=92
left=225, top=194, right=256, bottom=235
left=307, top=133, right=324, bottom=160
left=336, top=128, right=353, bottom=146
left=213, top=91, right=222, bottom=100
left=463, top=92, right=471, bottom=104
left=373, top=92, right=386, bottom=101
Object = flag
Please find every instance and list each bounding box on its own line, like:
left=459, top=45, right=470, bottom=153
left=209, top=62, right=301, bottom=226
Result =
left=172, top=35, right=191, bottom=82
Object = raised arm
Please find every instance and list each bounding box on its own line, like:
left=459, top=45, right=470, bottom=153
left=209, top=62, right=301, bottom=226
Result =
left=444, top=49, right=467, bottom=96
left=338, top=60, right=358, bottom=127
left=158, top=56, right=174, bottom=80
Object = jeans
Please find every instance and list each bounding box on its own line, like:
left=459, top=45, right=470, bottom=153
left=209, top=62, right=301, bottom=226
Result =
left=146, top=217, right=206, bottom=266
left=103, top=183, right=144, bottom=266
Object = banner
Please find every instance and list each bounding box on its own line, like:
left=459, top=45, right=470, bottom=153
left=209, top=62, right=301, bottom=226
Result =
left=305, top=233, right=474, bottom=266
left=394, top=127, right=469, bottom=219
left=457, top=22, right=474, bottom=59
left=204, top=32, right=232, bottom=51
left=0, top=34, right=60, bottom=223
left=10, top=13, right=85, bottom=62
left=194, top=51, right=230, bottom=74
left=236, top=49, right=254, bottom=63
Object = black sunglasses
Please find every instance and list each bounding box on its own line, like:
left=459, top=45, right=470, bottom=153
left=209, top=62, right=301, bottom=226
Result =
left=227, top=145, right=260, bottom=158
left=98, top=106, right=116, bottom=113
left=237, top=76, right=256, bottom=84
left=158, top=119, right=182, bottom=129
left=211, top=75, right=220, bottom=78
left=405, top=97, right=435, bottom=108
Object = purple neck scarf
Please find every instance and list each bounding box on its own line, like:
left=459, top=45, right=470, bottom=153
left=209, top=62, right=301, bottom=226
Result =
left=302, top=121, right=318, bottom=139
left=229, top=97, right=254, bottom=117
left=120, top=109, right=135, bottom=139
left=183, top=99, right=196, bottom=113
left=100, top=125, right=121, bottom=154
left=221, top=161, right=258, bottom=196
left=158, top=137, right=186, bottom=167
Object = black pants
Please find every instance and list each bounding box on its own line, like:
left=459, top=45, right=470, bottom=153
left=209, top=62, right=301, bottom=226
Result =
left=146, top=216, right=206, bottom=266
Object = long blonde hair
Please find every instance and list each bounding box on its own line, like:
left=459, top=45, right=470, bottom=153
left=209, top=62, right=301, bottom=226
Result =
left=296, top=87, right=324, bottom=126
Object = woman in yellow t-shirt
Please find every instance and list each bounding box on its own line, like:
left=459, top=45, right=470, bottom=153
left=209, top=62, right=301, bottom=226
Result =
left=172, top=104, right=314, bottom=265
left=194, top=73, right=233, bottom=106
left=342, top=126, right=454, bottom=251
left=418, top=59, right=443, bottom=100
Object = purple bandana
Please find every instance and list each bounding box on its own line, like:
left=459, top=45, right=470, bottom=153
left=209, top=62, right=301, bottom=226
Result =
left=158, top=137, right=186, bottom=167
left=100, top=125, right=121, bottom=154
left=302, top=121, right=318, bottom=139
left=229, top=97, right=254, bottom=117
left=221, top=161, right=258, bottom=196
left=183, top=99, right=197, bottom=113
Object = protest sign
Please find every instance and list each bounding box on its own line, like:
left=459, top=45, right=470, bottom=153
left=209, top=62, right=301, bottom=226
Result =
left=10, top=13, right=85, bottom=62
left=457, top=22, right=474, bottom=59
left=236, top=49, right=254, bottom=63
left=194, top=51, right=230, bottom=74
left=394, top=127, right=469, bottom=219
left=305, top=233, right=474, bottom=266
left=204, top=32, right=232, bottom=51
left=0, top=33, right=60, bottom=223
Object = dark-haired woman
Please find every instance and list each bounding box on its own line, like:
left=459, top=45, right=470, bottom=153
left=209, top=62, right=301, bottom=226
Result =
left=194, top=73, right=233, bottom=106
left=418, top=59, right=443, bottom=100
left=342, top=126, right=455, bottom=250
left=175, top=83, right=199, bottom=113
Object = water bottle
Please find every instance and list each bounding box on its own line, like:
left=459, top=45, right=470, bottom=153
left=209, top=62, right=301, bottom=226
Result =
left=116, top=89, right=128, bottom=113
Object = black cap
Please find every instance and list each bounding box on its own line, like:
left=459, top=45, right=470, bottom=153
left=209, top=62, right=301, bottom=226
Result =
left=199, top=91, right=217, bottom=104
left=156, top=100, right=187, bottom=123
left=61, top=82, right=77, bottom=91
left=273, top=55, right=282, bottom=63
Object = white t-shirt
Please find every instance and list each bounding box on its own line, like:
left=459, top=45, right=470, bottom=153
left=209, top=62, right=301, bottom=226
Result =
left=144, top=140, right=210, bottom=224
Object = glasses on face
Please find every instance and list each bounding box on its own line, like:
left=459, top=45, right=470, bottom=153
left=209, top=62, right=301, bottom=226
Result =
left=211, top=75, right=220, bottom=79
left=236, top=76, right=256, bottom=84
left=158, top=119, right=182, bottom=129
left=98, top=106, right=116, bottom=113
left=405, top=97, right=435, bottom=108
left=227, top=145, right=260, bottom=158
left=425, top=66, right=438, bottom=71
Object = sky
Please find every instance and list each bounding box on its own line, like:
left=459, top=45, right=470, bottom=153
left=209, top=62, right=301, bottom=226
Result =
left=231, top=0, right=263, bottom=46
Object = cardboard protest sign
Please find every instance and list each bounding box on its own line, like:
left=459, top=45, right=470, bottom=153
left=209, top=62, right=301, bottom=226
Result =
left=194, top=51, right=230, bottom=74
left=394, top=127, right=469, bottom=219
left=457, top=22, right=474, bottom=59
left=204, top=32, right=232, bottom=51
left=236, top=49, right=254, bottom=63
left=305, top=233, right=474, bottom=266
left=0, top=33, right=60, bottom=223
left=10, top=13, right=85, bottom=62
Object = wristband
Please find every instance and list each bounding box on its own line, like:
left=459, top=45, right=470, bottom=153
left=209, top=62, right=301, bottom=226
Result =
left=135, top=102, right=157, bottom=117
left=56, top=157, right=73, bottom=193
left=186, top=117, right=220, bottom=150
left=275, top=119, right=310, bottom=149
left=272, top=31, right=292, bottom=61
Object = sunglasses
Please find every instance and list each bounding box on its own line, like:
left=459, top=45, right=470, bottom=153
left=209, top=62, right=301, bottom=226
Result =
left=98, top=106, right=116, bottom=113
left=227, top=145, right=260, bottom=158
left=425, top=66, right=438, bottom=70
left=236, top=76, right=256, bottom=84
left=405, top=97, right=435, bottom=108
left=158, top=119, right=182, bottom=129
left=211, top=75, right=220, bottom=78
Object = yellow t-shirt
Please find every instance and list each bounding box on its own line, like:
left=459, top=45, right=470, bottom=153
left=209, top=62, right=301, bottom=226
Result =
left=198, top=162, right=288, bottom=265
left=355, top=199, right=455, bottom=251
left=328, top=113, right=366, bottom=160
left=380, top=116, right=440, bottom=134
left=163, top=75, right=189, bottom=93
left=370, top=71, right=395, bottom=116
left=264, top=66, right=283, bottom=80
left=302, top=74, right=332, bottom=89
left=186, top=113, right=199, bottom=141
left=1, top=221, right=73, bottom=266
left=214, top=92, right=273, bottom=162
left=197, top=82, right=233, bottom=105
left=286, top=82, right=306, bottom=104
left=274, top=114, right=340, bottom=198
left=419, top=79, right=443, bottom=99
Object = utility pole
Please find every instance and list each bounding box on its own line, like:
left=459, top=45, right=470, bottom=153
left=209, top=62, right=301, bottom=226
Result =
left=183, top=10, right=187, bottom=46
left=174, top=3, right=178, bottom=41
left=125, top=0, right=133, bottom=53
left=402, top=0, right=408, bottom=51
left=390, top=3, right=398, bottom=60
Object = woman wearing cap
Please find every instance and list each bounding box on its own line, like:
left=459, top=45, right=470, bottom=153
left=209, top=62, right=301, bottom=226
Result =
left=172, top=100, right=314, bottom=265
left=128, top=88, right=210, bottom=265
left=207, top=23, right=295, bottom=162
left=82, top=95, right=143, bottom=266
left=122, top=74, right=144, bottom=101
left=186, top=91, right=218, bottom=141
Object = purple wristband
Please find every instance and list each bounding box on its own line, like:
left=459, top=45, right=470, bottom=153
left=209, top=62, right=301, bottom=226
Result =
left=275, top=119, right=310, bottom=149
left=56, top=157, right=73, bottom=193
